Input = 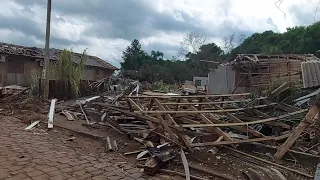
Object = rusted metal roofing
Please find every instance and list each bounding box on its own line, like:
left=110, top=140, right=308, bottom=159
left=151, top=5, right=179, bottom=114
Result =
left=301, top=61, right=320, bottom=88
left=0, top=42, right=118, bottom=70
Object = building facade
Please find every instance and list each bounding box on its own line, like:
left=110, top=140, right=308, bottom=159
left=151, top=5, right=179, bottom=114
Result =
left=0, top=42, right=118, bottom=86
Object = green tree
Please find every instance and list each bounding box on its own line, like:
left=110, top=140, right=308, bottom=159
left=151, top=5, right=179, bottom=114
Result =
left=121, top=39, right=145, bottom=71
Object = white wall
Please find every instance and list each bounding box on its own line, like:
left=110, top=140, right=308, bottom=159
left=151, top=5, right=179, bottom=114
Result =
left=193, top=76, right=208, bottom=87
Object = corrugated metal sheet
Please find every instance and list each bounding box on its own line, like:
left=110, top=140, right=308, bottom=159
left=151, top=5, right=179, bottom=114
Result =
left=301, top=61, right=320, bottom=88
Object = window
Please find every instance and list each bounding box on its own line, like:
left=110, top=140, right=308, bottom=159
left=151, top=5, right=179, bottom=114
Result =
left=195, top=79, right=201, bottom=86
left=96, top=69, right=100, bottom=75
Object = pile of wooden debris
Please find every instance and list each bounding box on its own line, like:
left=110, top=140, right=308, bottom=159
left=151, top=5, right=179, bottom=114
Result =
left=55, top=82, right=320, bottom=179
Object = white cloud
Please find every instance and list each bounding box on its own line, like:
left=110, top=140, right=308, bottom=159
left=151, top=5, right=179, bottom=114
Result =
left=1, top=0, right=320, bottom=68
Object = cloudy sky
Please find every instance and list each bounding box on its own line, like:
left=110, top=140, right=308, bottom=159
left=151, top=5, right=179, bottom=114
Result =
left=0, top=0, right=319, bottom=67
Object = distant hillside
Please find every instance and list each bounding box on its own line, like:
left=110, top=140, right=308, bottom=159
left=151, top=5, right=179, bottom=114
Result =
left=229, top=22, right=320, bottom=58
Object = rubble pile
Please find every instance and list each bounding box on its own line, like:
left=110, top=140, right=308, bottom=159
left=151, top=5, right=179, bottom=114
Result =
left=53, top=81, right=320, bottom=179
left=2, top=81, right=320, bottom=179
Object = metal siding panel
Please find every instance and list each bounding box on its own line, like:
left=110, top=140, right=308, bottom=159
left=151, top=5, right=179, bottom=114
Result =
left=208, top=66, right=235, bottom=94
left=301, top=61, right=320, bottom=88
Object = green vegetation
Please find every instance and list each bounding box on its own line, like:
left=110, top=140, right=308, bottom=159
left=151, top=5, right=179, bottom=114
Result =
left=29, top=70, right=41, bottom=97
left=51, top=49, right=87, bottom=97
left=121, top=22, right=320, bottom=84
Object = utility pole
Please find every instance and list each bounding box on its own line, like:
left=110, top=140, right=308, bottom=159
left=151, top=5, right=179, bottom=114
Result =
left=42, top=0, right=52, bottom=99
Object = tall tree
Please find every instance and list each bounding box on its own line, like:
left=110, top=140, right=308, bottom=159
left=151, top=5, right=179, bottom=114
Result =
left=121, top=39, right=145, bottom=71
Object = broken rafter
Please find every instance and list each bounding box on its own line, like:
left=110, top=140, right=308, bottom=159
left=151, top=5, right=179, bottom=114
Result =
left=161, top=97, right=266, bottom=105
left=133, top=103, right=277, bottom=114
left=128, top=93, right=251, bottom=99
left=274, top=105, right=320, bottom=160
left=206, top=97, right=266, bottom=139
left=180, top=99, right=235, bottom=145
left=190, top=134, right=290, bottom=147
left=178, top=109, right=307, bottom=128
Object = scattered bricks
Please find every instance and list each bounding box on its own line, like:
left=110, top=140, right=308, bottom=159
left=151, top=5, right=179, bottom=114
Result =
left=27, top=170, right=44, bottom=177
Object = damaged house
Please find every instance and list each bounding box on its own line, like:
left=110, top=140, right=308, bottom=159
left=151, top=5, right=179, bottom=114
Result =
left=0, top=42, right=118, bottom=86
left=208, top=54, right=320, bottom=94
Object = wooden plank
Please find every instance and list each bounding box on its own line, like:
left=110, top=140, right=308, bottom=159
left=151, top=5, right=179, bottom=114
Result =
left=25, top=121, right=40, bottom=130
left=154, top=99, right=191, bottom=150
left=127, top=93, right=251, bottom=99
left=181, top=99, right=234, bottom=143
left=154, top=99, right=177, bottom=125
left=211, top=103, right=266, bottom=138
left=180, top=148, right=190, bottom=180
left=274, top=105, right=320, bottom=160
left=48, top=99, right=57, bottom=129
left=162, top=97, right=266, bottom=105
left=239, top=113, right=291, bottom=129
left=178, top=109, right=307, bottom=128
left=231, top=74, right=247, bottom=94
left=94, top=103, right=165, bottom=126
left=226, top=146, right=313, bottom=178
left=203, top=97, right=266, bottom=138
left=127, top=98, right=155, bottom=129
left=189, top=164, right=236, bottom=180
left=136, top=103, right=278, bottom=114
left=190, top=134, right=290, bottom=147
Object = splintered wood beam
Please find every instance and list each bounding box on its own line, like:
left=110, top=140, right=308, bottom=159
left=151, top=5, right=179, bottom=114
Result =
left=127, top=93, right=251, bottom=99
left=190, top=134, right=290, bottom=147
left=134, top=103, right=277, bottom=114
left=205, top=97, right=266, bottom=138
left=181, top=99, right=234, bottom=143
left=179, top=109, right=307, bottom=128
left=212, top=104, right=267, bottom=138
left=249, top=109, right=291, bottom=129
left=147, top=98, right=154, bottom=111
left=174, top=98, right=181, bottom=111
left=161, top=98, right=267, bottom=105
left=154, top=99, right=192, bottom=150
left=157, top=115, right=179, bottom=143
left=274, top=105, right=320, bottom=160
left=154, top=98, right=177, bottom=125
left=94, top=103, right=159, bottom=123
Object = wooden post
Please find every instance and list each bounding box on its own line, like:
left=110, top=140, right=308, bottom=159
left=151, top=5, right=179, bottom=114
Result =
left=42, top=0, right=52, bottom=99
